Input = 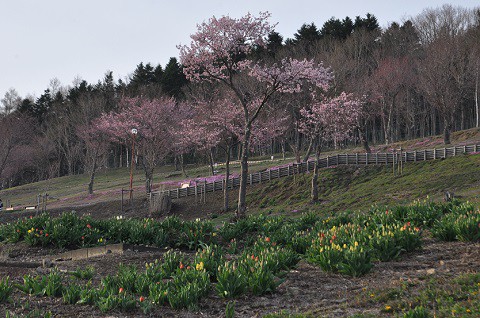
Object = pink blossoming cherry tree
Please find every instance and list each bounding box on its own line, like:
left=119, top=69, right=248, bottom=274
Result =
left=299, top=92, right=363, bottom=201
left=178, top=12, right=332, bottom=217
left=96, top=96, right=186, bottom=194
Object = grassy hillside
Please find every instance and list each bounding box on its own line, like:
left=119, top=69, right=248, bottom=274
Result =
left=0, top=159, right=280, bottom=210
left=1, top=128, right=480, bottom=215
left=247, top=153, right=480, bottom=217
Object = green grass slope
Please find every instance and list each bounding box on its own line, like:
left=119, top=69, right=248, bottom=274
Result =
left=2, top=128, right=480, bottom=215
left=247, top=153, right=480, bottom=216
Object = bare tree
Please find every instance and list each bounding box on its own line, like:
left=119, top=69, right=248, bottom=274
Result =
left=1, top=88, right=21, bottom=115
left=413, top=4, right=476, bottom=45
left=0, top=115, right=35, bottom=188
left=414, top=5, right=476, bottom=144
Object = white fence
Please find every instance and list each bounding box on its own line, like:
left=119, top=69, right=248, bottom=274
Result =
left=151, top=144, right=480, bottom=199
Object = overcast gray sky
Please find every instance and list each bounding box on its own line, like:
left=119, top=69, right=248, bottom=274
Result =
left=0, top=0, right=478, bottom=99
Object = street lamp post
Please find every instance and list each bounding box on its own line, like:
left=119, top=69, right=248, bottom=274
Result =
left=129, top=128, right=138, bottom=201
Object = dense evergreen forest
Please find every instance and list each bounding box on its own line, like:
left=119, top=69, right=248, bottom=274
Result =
left=1, top=5, right=479, bottom=191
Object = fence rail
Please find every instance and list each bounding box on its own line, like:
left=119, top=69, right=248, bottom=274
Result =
left=151, top=144, right=480, bottom=200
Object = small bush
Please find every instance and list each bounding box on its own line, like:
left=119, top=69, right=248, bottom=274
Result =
left=70, top=266, right=95, bottom=280
left=402, top=306, right=431, bottom=318
left=0, top=277, right=13, bottom=303
left=216, top=261, right=247, bottom=298
left=62, top=284, right=81, bottom=304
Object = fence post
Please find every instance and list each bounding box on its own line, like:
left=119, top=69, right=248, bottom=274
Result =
left=475, top=144, right=478, bottom=152
left=365, top=153, right=368, bottom=165
left=424, top=149, right=427, bottom=161
left=35, top=194, right=39, bottom=214
left=464, top=145, right=466, bottom=153
left=250, top=174, right=253, bottom=185
left=434, top=148, right=436, bottom=160
left=176, top=188, right=180, bottom=199
left=375, top=153, right=378, bottom=165
left=288, top=165, right=291, bottom=176
left=346, top=154, right=349, bottom=165
left=392, top=150, right=396, bottom=176
left=269, top=169, right=271, bottom=181
left=414, top=150, right=417, bottom=162
left=355, top=153, right=358, bottom=165
left=336, top=154, right=339, bottom=165
left=326, top=156, right=329, bottom=167
left=121, top=189, right=124, bottom=215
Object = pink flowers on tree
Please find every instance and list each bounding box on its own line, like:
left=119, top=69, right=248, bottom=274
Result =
left=299, top=92, right=363, bottom=201
left=300, top=92, right=362, bottom=145
left=96, top=96, right=188, bottom=193
left=179, top=12, right=331, bottom=217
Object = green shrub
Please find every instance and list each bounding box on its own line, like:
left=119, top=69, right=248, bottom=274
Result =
left=401, top=306, right=431, bottom=318
left=247, top=266, right=278, bottom=295
left=62, top=284, right=81, bottom=304
left=194, top=244, right=224, bottom=278
left=16, top=274, right=47, bottom=296
left=454, top=211, right=480, bottom=241
left=168, top=268, right=210, bottom=310
left=148, top=281, right=169, bottom=306
left=161, top=250, right=186, bottom=277
left=431, top=214, right=457, bottom=241
left=216, top=261, right=247, bottom=298
left=45, top=270, right=63, bottom=297
left=0, top=277, right=13, bottom=303
left=96, top=293, right=137, bottom=313
left=70, top=266, right=95, bottom=280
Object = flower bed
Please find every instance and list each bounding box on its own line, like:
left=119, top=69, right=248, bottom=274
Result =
left=0, top=200, right=478, bottom=314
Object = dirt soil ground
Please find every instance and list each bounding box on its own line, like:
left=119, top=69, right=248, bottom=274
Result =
left=0, top=197, right=479, bottom=317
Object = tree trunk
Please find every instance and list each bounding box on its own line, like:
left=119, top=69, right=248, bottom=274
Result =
left=237, top=144, right=242, bottom=161
left=383, top=100, right=394, bottom=146
left=460, top=107, right=465, bottom=131
left=382, top=113, right=389, bottom=146
left=358, top=122, right=371, bottom=153
left=311, top=144, right=320, bottom=202
left=145, top=168, right=154, bottom=194
left=236, top=127, right=251, bottom=218
left=295, top=130, right=301, bottom=163
left=289, top=128, right=302, bottom=163
left=174, top=156, right=179, bottom=171
left=180, top=154, right=187, bottom=177
left=476, top=62, right=479, bottom=128
left=119, top=145, right=123, bottom=168
left=223, top=147, right=231, bottom=212
left=209, top=149, right=215, bottom=176
left=302, top=138, right=314, bottom=162
left=87, top=158, right=97, bottom=195
left=142, top=157, right=154, bottom=194
left=443, top=117, right=451, bottom=145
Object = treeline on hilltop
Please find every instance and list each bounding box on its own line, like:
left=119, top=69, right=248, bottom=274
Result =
left=0, top=5, right=479, bottom=191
